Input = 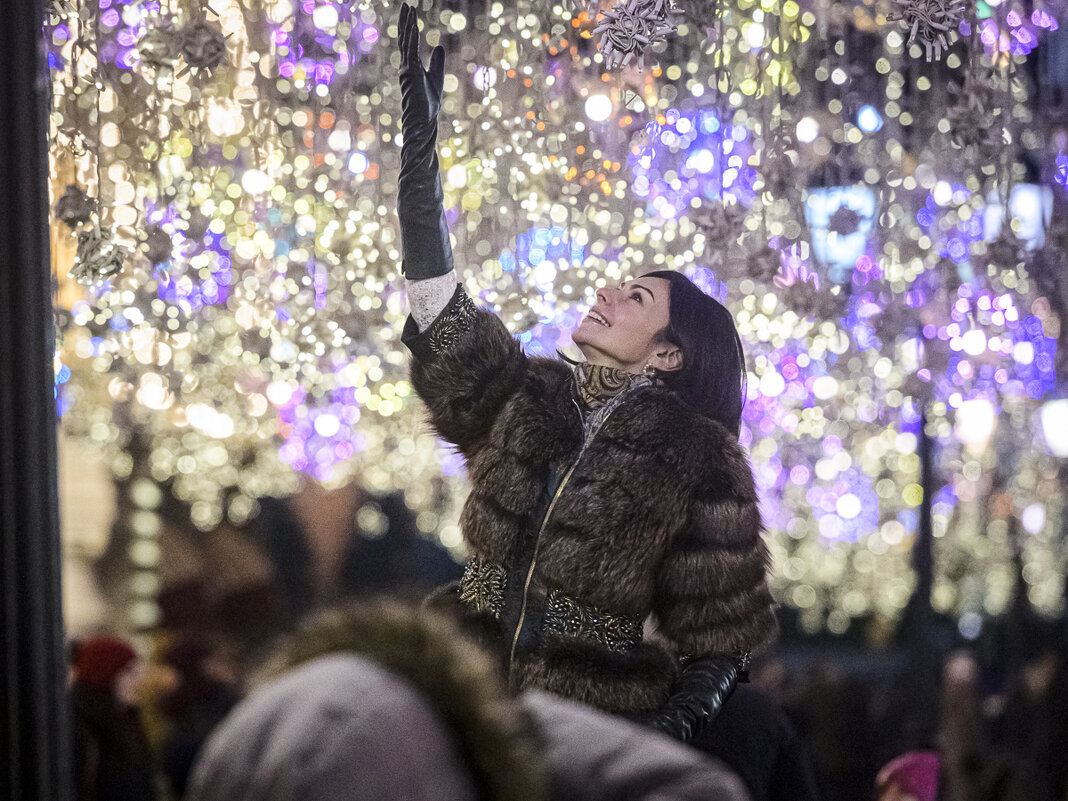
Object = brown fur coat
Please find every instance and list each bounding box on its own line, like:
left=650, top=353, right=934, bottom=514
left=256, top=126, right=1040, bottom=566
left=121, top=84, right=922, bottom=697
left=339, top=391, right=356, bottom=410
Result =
left=403, top=288, right=778, bottom=716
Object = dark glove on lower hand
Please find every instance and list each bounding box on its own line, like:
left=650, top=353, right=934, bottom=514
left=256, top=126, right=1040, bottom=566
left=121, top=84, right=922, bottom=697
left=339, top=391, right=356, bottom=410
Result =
left=396, top=3, right=453, bottom=281
left=647, top=654, right=742, bottom=743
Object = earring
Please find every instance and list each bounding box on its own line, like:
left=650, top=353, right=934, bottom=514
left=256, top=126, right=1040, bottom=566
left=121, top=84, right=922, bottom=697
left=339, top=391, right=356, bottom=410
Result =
left=642, top=364, right=655, bottom=376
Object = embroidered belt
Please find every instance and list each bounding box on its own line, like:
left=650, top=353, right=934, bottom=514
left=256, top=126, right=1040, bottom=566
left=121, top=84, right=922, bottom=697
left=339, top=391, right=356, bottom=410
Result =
left=459, top=557, right=643, bottom=653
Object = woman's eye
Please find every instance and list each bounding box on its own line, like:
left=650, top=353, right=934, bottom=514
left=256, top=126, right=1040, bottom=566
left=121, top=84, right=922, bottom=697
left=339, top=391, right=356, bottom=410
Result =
left=631, top=292, right=643, bottom=303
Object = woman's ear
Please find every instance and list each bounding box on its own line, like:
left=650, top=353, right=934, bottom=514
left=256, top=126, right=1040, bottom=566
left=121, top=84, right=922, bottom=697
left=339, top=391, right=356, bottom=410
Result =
left=648, top=345, right=683, bottom=373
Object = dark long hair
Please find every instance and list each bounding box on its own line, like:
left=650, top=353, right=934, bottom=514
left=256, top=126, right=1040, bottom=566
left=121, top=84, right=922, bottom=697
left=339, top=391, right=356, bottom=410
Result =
left=642, top=270, right=747, bottom=436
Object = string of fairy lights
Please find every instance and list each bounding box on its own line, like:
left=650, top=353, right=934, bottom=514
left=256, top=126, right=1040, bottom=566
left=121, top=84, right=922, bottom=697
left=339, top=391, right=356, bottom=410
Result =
left=47, top=0, right=1068, bottom=634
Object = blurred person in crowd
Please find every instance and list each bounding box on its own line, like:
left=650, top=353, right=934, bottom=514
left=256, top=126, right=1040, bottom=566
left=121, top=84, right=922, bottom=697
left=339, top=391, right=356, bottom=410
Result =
left=996, top=641, right=1067, bottom=801
left=254, top=482, right=462, bottom=616
left=692, top=683, right=821, bottom=801
left=790, top=661, right=877, bottom=801
left=924, top=648, right=1044, bottom=801
left=936, top=650, right=984, bottom=801
left=70, top=635, right=158, bottom=801
left=155, top=635, right=239, bottom=799
left=188, top=602, right=752, bottom=801
left=392, top=2, right=777, bottom=760
left=156, top=518, right=286, bottom=653
left=150, top=479, right=460, bottom=670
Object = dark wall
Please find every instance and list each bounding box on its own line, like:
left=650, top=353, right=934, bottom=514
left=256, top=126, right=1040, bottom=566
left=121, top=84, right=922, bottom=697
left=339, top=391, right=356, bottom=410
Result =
left=0, top=0, right=71, bottom=798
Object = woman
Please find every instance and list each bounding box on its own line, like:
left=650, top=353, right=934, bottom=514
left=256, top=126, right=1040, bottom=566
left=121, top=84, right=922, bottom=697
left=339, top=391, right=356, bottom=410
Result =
left=394, top=4, right=777, bottom=742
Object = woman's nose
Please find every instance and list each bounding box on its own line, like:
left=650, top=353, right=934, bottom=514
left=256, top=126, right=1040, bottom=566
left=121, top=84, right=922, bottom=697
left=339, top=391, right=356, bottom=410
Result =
left=595, top=287, right=613, bottom=306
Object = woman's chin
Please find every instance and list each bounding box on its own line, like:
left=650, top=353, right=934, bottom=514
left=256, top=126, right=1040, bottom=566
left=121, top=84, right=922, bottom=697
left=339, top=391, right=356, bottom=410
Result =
left=571, top=324, right=593, bottom=348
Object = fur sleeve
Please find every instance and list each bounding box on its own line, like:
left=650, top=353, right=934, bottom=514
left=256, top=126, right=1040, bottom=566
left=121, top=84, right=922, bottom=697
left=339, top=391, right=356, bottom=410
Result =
left=652, top=423, right=778, bottom=656
left=402, top=284, right=528, bottom=458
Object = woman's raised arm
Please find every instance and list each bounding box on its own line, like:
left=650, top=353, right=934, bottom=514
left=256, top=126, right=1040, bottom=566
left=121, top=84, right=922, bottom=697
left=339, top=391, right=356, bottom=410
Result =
left=394, top=5, right=528, bottom=458
left=396, top=3, right=452, bottom=291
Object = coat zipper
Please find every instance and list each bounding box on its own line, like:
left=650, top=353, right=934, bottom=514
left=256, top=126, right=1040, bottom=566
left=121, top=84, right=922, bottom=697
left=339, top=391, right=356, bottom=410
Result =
left=507, top=397, right=613, bottom=676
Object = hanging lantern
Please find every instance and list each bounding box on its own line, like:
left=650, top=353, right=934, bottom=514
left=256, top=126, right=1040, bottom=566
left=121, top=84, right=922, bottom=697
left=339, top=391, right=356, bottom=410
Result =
left=983, top=184, right=1054, bottom=251
left=955, top=397, right=999, bottom=455
left=802, top=184, right=879, bottom=284
left=1039, top=398, right=1068, bottom=457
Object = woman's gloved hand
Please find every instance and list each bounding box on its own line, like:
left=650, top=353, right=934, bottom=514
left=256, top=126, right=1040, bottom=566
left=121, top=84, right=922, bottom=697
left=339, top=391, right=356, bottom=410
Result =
left=396, top=3, right=453, bottom=281
left=646, top=654, right=744, bottom=743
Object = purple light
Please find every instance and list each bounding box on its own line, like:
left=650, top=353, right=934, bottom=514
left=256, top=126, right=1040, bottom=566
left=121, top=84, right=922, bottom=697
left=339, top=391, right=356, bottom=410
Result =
left=1032, top=9, right=1058, bottom=29
left=315, top=62, right=334, bottom=84
left=101, top=8, right=120, bottom=27
left=277, top=386, right=366, bottom=479
left=1014, top=27, right=1034, bottom=45
left=362, top=26, right=380, bottom=44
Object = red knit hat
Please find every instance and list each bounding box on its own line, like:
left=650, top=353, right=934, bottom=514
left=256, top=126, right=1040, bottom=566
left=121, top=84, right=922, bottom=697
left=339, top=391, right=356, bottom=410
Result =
left=73, top=636, right=137, bottom=691
left=876, top=751, right=941, bottom=801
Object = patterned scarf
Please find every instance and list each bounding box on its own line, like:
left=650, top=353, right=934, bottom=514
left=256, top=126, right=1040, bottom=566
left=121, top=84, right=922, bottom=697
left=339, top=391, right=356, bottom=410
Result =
left=571, top=361, right=652, bottom=415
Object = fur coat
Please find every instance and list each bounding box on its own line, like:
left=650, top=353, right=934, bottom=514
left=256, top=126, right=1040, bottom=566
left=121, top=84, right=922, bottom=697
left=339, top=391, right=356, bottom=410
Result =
left=403, top=286, right=778, bottom=717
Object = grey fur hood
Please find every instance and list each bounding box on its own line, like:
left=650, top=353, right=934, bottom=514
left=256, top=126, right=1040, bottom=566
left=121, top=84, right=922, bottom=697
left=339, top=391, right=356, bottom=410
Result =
left=188, top=654, right=480, bottom=801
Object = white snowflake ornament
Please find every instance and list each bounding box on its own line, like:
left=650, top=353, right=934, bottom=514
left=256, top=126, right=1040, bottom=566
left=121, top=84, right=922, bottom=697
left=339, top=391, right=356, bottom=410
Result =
left=886, top=0, right=967, bottom=61
left=69, top=227, right=128, bottom=285
left=594, top=0, right=682, bottom=71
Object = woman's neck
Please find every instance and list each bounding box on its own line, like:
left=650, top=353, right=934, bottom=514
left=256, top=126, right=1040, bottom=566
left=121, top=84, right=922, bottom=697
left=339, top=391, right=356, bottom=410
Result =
left=573, top=361, right=644, bottom=413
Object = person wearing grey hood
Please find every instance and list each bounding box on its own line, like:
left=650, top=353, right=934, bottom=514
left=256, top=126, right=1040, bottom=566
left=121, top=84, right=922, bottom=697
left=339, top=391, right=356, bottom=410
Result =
left=187, top=603, right=750, bottom=801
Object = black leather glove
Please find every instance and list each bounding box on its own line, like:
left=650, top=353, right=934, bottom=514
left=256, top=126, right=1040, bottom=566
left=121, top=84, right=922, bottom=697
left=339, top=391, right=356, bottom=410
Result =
left=396, top=3, right=453, bottom=281
left=647, top=654, right=744, bottom=743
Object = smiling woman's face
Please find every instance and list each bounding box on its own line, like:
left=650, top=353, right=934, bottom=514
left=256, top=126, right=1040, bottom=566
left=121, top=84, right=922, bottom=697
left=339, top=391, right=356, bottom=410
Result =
left=571, top=277, right=681, bottom=374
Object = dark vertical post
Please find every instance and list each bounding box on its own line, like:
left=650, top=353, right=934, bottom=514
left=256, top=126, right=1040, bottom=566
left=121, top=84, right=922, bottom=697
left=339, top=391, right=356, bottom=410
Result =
left=899, top=404, right=938, bottom=748
left=914, top=405, right=935, bottom=627
left=0, top=0, right=71, bottom=799
left=1061, top=462, right=1068, bottom=651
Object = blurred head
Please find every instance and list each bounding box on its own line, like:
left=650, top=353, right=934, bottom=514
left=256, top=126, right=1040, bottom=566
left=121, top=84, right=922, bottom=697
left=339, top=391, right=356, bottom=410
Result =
left=876, top=752, right=941, bottom=801
left=72, top=635, right=139, bottom=696
left=573, top=270, right=746, bottom=433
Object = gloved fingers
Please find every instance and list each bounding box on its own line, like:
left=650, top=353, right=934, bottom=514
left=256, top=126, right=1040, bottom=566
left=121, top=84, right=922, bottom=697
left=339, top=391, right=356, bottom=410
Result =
left=428, top=45, right=445, bottom=92
left=404, top=6, right=422, bottom=71
left=398, top=5, right=413, bottom=66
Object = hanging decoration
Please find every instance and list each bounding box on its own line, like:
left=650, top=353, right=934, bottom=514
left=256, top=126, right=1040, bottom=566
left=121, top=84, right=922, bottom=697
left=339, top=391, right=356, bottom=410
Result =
left=137, top=22, right=182, bottom=70
left=594, top=0, right=682, bottom=70
left=140, top=226, right=173, bottom=266
left=885, top=0, right=969, bottom=61
left=46, top=0, right=75, bottom=19
left=44, top=0, right=1067, bottom=634
left=692, top=199, right=746, bottom=250
left=69, top=227, right=127, bottom=286
left=177, top=19, right=228, bottom=77
left=54, top=185, right=96, bottom=229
